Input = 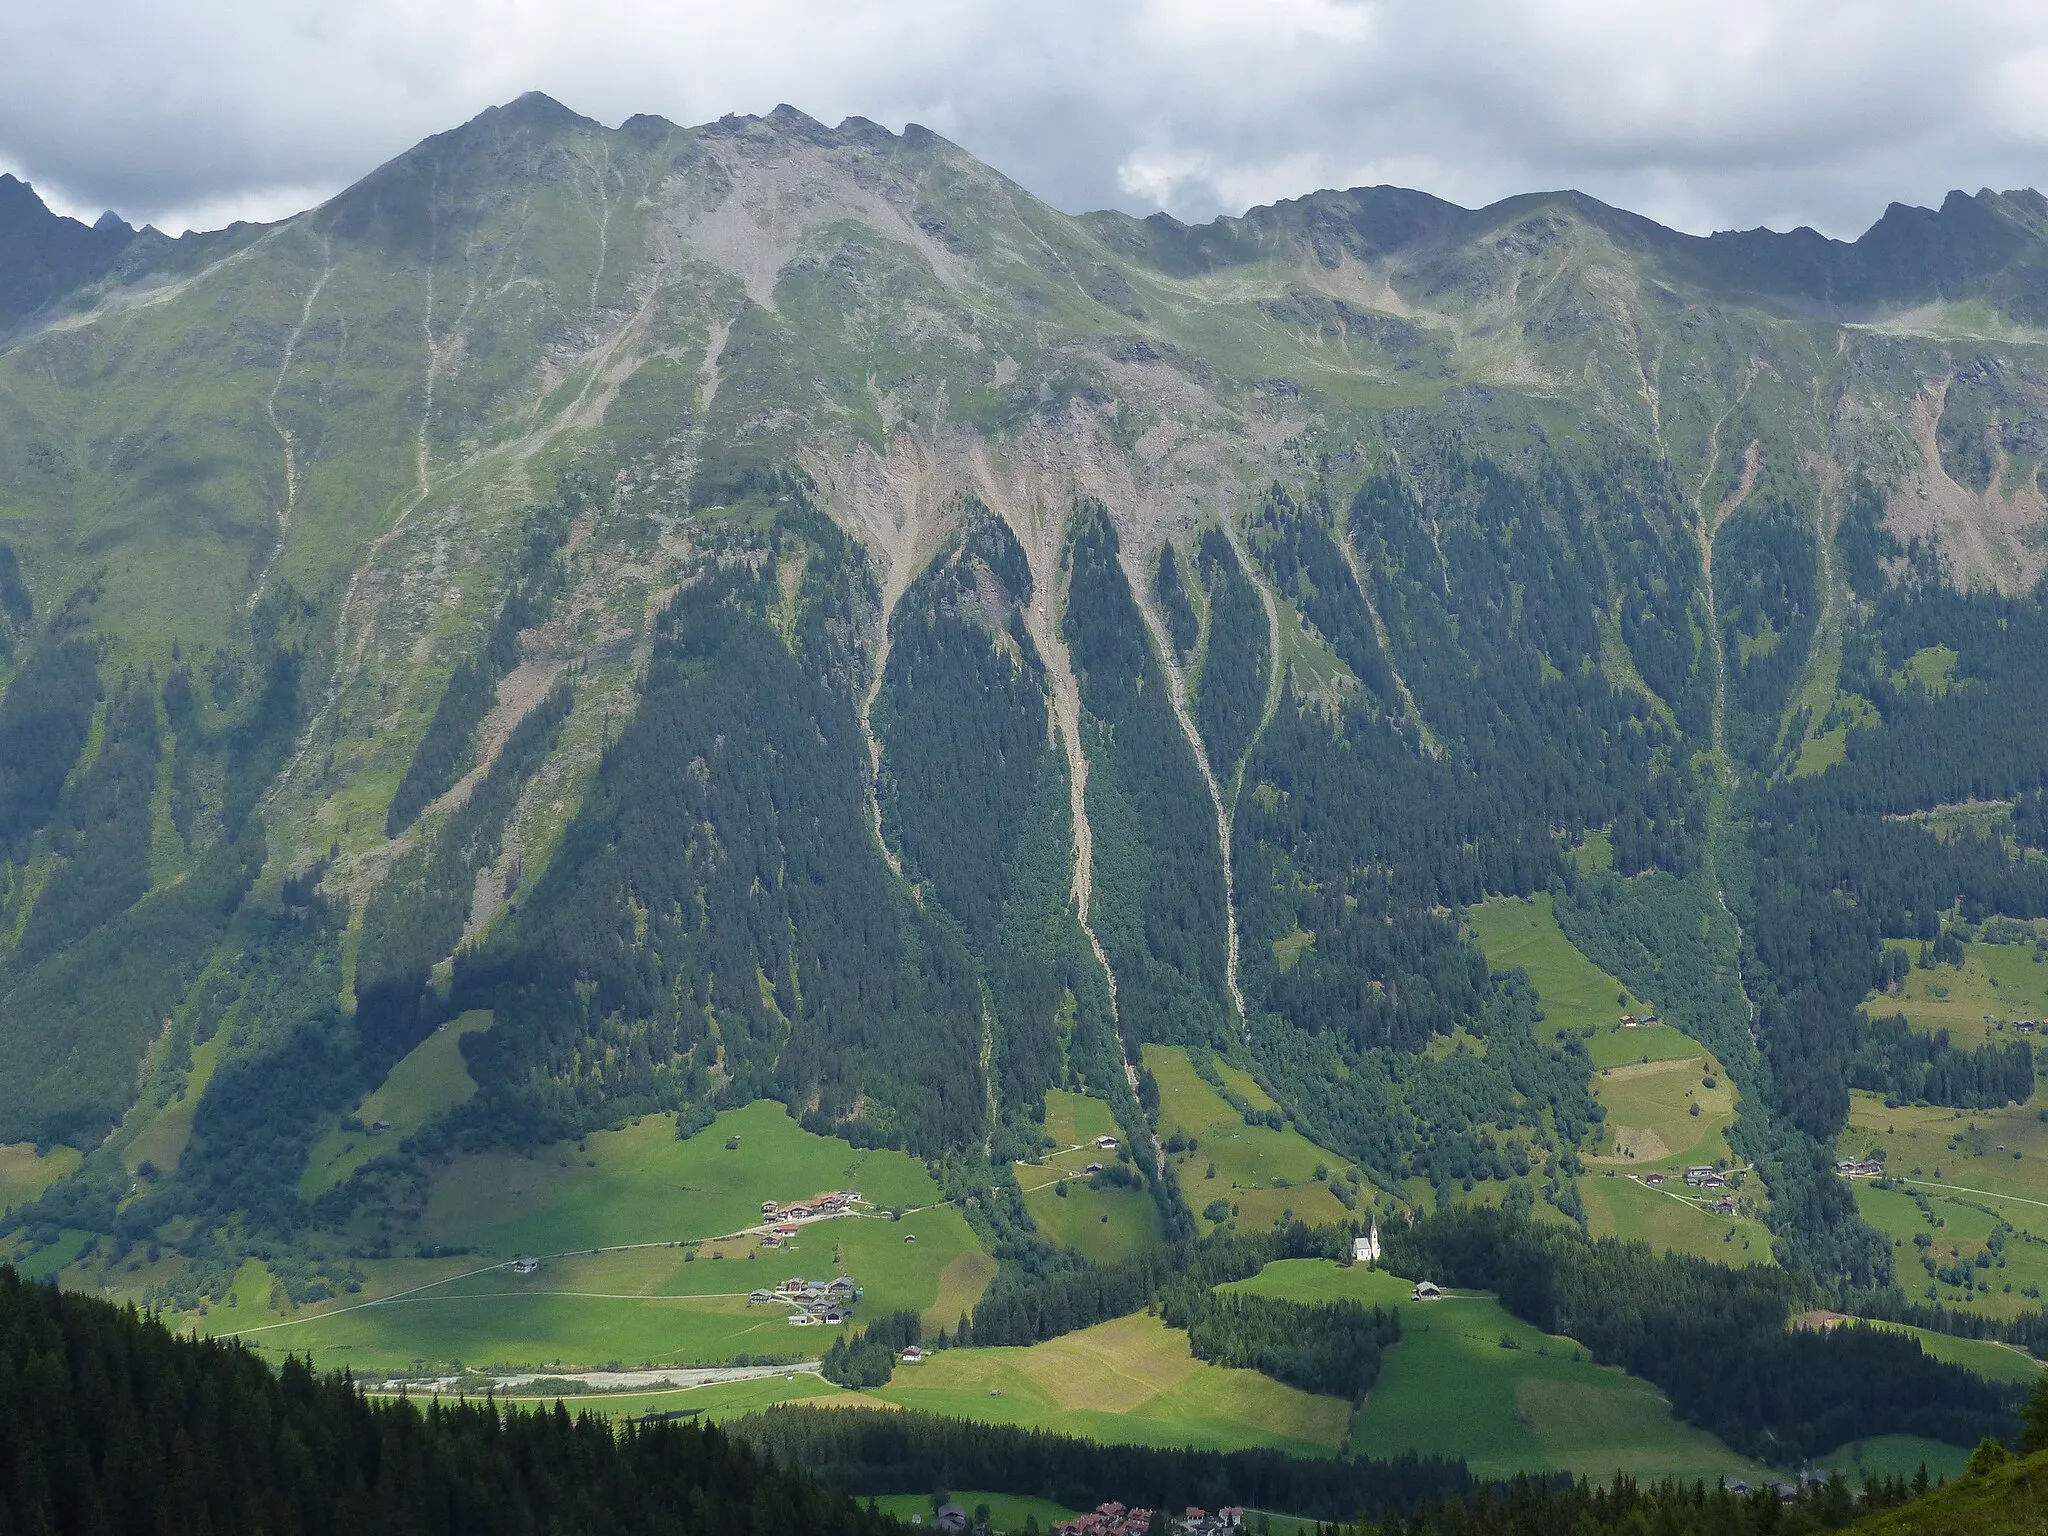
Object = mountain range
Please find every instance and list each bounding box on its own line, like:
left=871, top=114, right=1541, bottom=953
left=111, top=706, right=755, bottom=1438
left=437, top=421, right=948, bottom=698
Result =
left=2, top=91, right=2047, bottom=1319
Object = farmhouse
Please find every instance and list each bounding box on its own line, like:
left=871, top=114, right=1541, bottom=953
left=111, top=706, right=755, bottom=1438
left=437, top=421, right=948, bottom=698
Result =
left=1709, top=1197, right=1738, bottom=1215
left=1683, top=1166, right=1719, bottom=1187
left=1835, top=1159, right=1884, bottom=1179
left=1413, top=1280, right=1445, bottom=1301
left=1643, top=1172, right=1666, bottom=1187
left=511, top=1257, right=541, bottom=1275
left=932, top=1504, right=969, bottom=1534
left=1095, top=1135, right=1120, bottom=1150
left=900, top=1345, right=925, bottom=1363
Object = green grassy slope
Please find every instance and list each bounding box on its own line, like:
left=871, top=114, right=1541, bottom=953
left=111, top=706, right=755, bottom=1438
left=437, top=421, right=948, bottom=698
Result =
left=872, top=1313, right=1352, bottom=1457
left=1847, top=1446, right=2048, bottom=1535
left=1226, top=1260, right=1764, bottom=1482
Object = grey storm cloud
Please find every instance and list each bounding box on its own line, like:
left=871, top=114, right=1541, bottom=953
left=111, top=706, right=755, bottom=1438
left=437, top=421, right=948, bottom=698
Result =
left=4, top=0, right=2047, bottom=238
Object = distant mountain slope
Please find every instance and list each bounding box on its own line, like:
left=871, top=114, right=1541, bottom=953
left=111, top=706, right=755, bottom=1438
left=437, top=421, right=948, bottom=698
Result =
left=0, top=95, right=2045, bottom=1312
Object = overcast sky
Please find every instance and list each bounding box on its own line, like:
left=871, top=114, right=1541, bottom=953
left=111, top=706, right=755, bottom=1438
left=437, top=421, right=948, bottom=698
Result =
left=4, top=0, right=2046, bottom=239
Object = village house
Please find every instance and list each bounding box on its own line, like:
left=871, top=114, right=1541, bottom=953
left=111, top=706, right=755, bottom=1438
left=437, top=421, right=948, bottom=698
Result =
left=1413, top=1280, right=1445, bottom=1301
left=1054, top=1501, right=1151, bottom=1536
left=931, top=1503, right=968, bottom=1534
left=1709, top=1196, right=1738, bottom=1215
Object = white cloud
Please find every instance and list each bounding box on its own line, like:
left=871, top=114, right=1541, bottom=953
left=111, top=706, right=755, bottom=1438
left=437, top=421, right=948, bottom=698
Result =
left=5, top=0, right=2047, bottom=239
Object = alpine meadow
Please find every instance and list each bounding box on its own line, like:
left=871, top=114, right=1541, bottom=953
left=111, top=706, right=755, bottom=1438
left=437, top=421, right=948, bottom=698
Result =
left=11, top=89, right=2048, bottom=1531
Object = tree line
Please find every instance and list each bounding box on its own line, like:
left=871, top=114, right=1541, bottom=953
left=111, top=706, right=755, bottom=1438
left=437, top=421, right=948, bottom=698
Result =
left=1386, top=1206, right=2020, bottom=1460
left=0, top=1264, right=905, bottom=1536
left=731, top=1404, right=1473, bottom=1524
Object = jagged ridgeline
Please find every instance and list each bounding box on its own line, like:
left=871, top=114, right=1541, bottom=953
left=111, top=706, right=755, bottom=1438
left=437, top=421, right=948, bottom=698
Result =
left=1, top=91, right=2048, bottom=1318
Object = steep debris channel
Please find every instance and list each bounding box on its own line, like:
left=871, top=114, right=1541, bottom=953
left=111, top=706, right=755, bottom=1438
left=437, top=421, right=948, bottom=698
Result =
left=1691, top=432, right=1763, bottom=1032
left=1222, top=522, right=1287, bottom=789
left=989, top=485, right=1165, bottom=1180
left=1337, top=523, right=1441, bottom=757
left=1124, top=544, right=1254, bottom=1041
left=253, top=243, right=335, bottom=610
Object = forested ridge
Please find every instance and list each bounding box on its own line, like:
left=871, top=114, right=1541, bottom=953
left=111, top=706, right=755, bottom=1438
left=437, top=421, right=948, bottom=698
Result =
left=0, top=1265, right=907, bottom=1536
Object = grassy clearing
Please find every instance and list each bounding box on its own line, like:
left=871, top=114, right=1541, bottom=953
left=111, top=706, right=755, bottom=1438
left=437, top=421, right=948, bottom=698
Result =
left=1016, top=1090, right=1165, bottom=1262
left=1842, top=1092, right=2048, bottom=1316
left=1816, top=1434, right=1971, bottom=1485
left=9, top=1228, right=94, bottom=1281
left=1467, top=896, right=1711, bottom=1070
left=1861, top=1321, right=2043, bottom=1387
left=122, top=1027, right=228, bottom=1176
left=1896, top=646, right=1959, bottom=694
left=302, top=1011, right=494, bottom=1196
left=1864, top=938, right=2048, bottom=1049
left=1225, top=1261, right=1762, bottom=1483
left=1467, top=895, right=1642, bottom=1037
left=869, top=1492, right=1082, bottom=1532
left=416, top=1101, right=940, bottom=1254
left=1792, top=728, right=1848, bottom=778
left=1581, top=1173, right=1773, bottom=1264
left=384, top=1373, right=843, bottom=1423
left=873, top=1313, right=1350, bottom=1457
left=1141, top=1047, right=1359, bottom=1235
left=0, top=1143, right=81, bottom=1215
left=1587, top=1055, right=1738, bottom=1170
